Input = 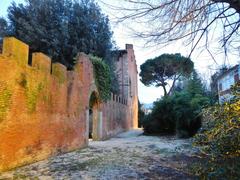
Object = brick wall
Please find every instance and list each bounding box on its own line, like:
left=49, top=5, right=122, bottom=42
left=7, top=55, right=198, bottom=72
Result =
left=114, top=45, right=138, bottom=129
left=0, top=37, right=136, bottom=172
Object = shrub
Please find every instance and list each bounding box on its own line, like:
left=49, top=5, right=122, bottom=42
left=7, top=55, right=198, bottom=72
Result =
left=193, top=83, right=240, bottom=179
left=89, top=55, right=111, bottom=102
left=174, top=92, right=202, bottom=138
left=143, top=70, right=209, bottom=137
left=143, top=91, right=206, bottom=137
left=138, top=101, right=145, bottom=128
left=143, top=95, right=176, bottom=135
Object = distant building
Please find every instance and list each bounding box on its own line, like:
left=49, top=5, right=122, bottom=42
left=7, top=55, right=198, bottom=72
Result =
left=217, top=64, right=240, bottom=103
left=141, top=106, right=152, bottom=115
left=141, top=103, right=153, bottom=115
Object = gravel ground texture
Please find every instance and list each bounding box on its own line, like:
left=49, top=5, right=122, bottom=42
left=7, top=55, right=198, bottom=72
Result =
left=0, top=129, right=200, bottom=180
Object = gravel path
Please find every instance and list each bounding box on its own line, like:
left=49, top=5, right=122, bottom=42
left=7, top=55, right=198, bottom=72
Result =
left=0, top=129, right=199, bottom=180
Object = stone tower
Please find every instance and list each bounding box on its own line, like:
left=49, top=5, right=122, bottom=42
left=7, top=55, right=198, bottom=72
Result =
left=115, top=44, right=138, bottom=128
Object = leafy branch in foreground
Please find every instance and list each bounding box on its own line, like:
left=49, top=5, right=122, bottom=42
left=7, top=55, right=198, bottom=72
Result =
left=193, top=83, right=240, bottom=179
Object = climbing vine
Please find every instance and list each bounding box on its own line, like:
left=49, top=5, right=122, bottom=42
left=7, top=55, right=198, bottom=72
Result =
left=0, top=81, right=12, bottom=122
left=89, top=55, right=111, bottom=102
left=18, top=72, right=46, bottom=113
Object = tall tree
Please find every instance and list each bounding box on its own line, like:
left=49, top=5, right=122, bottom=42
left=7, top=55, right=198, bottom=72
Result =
left=4, top=0, right=114, bottom=69
left=186, top=70, right=206, bottom=96
left=0, top=17, right=7, bottom=44
left=140, top=53, right=194, bottom=96
left=100, top=0, right=240, bottom=57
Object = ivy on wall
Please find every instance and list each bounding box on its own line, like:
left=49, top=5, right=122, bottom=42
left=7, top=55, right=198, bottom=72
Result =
left=89, top=55, right=111, bottom=102
left=17, top=72, right=47, bottom=113
left=0, top=81, right=12, bottom=122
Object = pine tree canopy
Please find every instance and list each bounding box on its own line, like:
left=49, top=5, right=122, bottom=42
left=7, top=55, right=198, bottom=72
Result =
left=3, top=0, right=114, bottom=70
left=139, top=53, right=194, bottom=96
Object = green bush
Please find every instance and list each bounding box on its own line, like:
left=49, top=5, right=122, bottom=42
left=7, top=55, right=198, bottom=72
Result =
left=138, top=101, right=145, bottom=128
left=178, top=92, right=209, bottom=137
left=143, top=91, right=207, bottom=137
left=89, top=55, right=111, bottom=102
left=193, top=83, right=240, bottom=179
left=143, top=70, right=209, bottom=137
left=143, top=95, right=176, bottom=134
left=174, top=92, right=203, bottom=137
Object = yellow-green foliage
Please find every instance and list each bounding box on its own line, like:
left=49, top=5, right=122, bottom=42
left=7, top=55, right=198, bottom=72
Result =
left=18, top=72, right=46, bottom=113
left=26, top=81, right=44, bottom=113
left=193, top=83, right=240, bottom=179
left=0, top=81, right=12, bottom=122
left=18, top=73, right=27, bottom=88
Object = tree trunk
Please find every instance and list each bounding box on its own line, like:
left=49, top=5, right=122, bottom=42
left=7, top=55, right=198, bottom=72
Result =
left=167, top=75, right=179, bottom=96
left=163, top=85, right=167, bottom=96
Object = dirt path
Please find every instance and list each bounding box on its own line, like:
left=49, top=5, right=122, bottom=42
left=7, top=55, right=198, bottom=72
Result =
left=0, top=129, right=199, bottom=180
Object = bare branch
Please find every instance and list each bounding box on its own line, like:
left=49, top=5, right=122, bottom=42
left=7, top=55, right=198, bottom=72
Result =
left=99, top=0, right=240, bottom=59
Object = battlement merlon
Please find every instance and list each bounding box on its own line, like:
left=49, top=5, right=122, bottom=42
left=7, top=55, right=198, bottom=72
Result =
left=52, top=63, right=67, bottom=84
left=2, top=37, right=29, bottom=66
left=74, top=52, right=94, bottom=83
left=32, top=53, right=51, bottom=74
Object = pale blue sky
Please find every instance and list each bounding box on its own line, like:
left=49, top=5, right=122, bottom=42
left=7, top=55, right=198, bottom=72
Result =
left=1, top=0, right=239, bottom=103
left=0, top=0, right=25, bottom=17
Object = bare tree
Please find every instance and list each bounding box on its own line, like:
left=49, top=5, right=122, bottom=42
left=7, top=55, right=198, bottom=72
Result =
left=99, top=0, right=240, bottom=57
